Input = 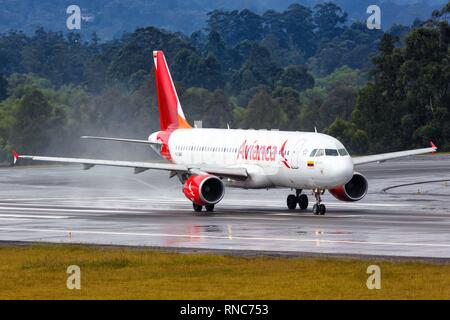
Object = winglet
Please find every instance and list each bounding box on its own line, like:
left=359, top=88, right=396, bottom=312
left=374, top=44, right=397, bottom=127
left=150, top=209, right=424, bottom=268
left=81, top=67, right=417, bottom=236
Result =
left=430, top=141, right=437, bottom=151
left=10, top=148, right=19, bottom=165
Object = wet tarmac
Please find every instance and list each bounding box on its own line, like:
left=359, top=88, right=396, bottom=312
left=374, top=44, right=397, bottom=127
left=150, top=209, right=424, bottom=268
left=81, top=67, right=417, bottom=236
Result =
left=0, top=155, right=449, bottom=259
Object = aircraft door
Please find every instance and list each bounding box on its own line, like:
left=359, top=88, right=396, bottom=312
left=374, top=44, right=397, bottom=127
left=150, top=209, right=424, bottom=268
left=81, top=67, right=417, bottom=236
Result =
left=290, top=139, right=305, bottom=169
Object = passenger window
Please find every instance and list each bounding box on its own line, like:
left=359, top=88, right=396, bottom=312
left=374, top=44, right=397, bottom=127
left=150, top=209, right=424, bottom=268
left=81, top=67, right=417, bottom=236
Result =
left=315, top=149, right=325, bottom=157
left=325, top=149, right=338, bottom=156
left=310, top=149, right=317, bottom=157
left=338, top=148, right=349, bottom=156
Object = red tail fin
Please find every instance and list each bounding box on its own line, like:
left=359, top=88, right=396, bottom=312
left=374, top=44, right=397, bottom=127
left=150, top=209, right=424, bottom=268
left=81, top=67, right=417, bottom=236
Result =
left=153, top=51, right=191, bottom=131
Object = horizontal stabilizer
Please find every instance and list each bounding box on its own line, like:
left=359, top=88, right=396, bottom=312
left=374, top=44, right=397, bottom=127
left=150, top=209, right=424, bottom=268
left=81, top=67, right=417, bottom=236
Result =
left=81, top=136, right=161, bottom=146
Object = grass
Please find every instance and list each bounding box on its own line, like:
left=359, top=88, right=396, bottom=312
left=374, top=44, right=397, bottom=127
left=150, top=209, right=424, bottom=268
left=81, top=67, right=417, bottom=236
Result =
left=0, top=245, right=449, bottom=299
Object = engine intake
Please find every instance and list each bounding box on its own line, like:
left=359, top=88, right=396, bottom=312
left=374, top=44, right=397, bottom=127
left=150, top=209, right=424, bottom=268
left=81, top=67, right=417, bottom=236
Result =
left=182, top=175, right=225, bottom=205
left=329, top=172, right=368, bottom=202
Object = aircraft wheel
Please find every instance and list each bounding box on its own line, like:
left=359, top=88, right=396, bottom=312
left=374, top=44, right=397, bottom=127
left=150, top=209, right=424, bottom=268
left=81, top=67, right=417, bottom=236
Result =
left=319, top=204, right=326, bottom=215
left=205, top=204, right=215, bottom=212
left=287, top=194, right=297, bottom=210
left=193, top=203, right=203, bottom=212
left=312, top=204, right=320, bottom=215
left=298, top=194, right=308, bottom=210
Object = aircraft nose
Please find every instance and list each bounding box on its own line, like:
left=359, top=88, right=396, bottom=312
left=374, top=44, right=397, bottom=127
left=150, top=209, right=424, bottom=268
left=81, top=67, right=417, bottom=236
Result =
left=332, top=157, right=354, bottom=185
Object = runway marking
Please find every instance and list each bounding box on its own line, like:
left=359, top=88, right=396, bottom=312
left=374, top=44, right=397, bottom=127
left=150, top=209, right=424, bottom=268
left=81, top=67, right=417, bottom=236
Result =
left=0, top=214, right=69, bottom=219
left=0, top=206, right=186, bottom=214
left=324, top=202, right=410, bottom=207
left=1, top=227, right=450, bottom=249
left=212, top=216, right=291, bottom=221
left=269, top=213, right=364, bottom=218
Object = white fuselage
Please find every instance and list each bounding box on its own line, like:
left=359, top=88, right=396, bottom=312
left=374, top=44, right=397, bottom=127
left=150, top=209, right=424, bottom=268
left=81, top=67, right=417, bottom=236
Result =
left=149, top=128, right=354, bottom=189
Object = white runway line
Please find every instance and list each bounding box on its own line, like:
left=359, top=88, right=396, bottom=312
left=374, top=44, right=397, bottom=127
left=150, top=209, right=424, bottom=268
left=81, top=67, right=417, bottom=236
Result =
left=0, top=206, right=189, bottom=214
left=212, top=216, right=291, bottom=221
left=1, top=226, right=450, bottom=249
left=269, top=213, right=364, bottom=218
left=0, top=214, right=69, bottom=219
left=324, top=202, right=412, bottom=207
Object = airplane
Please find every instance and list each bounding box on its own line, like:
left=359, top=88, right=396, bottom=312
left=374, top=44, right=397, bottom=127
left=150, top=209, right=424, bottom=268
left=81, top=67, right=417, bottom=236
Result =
left=10, top=50, right=438, bottom=215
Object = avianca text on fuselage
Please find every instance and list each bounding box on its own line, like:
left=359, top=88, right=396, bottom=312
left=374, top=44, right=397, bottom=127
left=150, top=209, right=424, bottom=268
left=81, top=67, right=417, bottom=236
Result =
left=236, top=139, right=290, bottom=168
left=237, top=140, right=278, bottom=162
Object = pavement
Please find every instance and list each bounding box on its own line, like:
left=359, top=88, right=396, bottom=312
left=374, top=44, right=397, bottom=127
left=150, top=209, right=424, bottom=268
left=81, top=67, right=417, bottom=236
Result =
left=0, top=155, right=449, bottom=260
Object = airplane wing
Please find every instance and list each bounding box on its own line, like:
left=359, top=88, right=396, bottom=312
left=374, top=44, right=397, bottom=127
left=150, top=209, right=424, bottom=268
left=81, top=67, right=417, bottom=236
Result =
left=13, top=153, right=248, bottom=180
left=352, top=142, right=437, bottom=165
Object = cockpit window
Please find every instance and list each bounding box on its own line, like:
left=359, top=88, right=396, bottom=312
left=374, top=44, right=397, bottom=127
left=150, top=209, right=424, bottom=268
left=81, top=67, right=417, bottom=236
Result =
left=325, top=149, right=339, bottom=156
left=310, top=149, right=317, bottom=157
left=338, top=148, right=349, bottom=156
left=315, top=149, right=325, bottom=157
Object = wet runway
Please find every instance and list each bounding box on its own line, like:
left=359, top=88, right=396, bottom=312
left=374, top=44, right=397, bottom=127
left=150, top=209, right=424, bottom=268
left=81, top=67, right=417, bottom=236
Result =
left=0, top=155, right=449, bottom=259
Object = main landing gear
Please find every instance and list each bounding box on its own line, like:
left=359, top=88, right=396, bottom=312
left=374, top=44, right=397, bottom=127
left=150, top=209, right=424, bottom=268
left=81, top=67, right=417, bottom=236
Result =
left=312, top=188, right=326, bottom=215
left=193, top=203, right=215, bottom=212
left=286, top=189, right=326, bottom=215
left=286, top=189, right=309, bottom=210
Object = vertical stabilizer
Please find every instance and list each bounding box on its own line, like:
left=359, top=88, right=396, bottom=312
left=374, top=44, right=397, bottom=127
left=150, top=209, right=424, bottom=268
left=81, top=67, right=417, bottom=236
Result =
left=153, top=50, right=191, bottom=131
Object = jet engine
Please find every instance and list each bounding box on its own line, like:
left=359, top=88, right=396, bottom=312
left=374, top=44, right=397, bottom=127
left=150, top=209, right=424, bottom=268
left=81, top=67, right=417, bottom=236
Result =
left=182, top=175, right=225, bottom=205
left=329, top=172, right=368, bottom=202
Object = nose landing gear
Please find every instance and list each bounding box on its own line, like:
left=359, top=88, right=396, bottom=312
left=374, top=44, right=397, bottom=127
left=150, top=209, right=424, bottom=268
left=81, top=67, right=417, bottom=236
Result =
left=312, top=188, right=326, bottom=215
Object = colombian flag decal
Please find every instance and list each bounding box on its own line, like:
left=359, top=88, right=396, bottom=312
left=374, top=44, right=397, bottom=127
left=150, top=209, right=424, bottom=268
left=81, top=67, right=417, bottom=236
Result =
left=307, top=160, right=314, bottom=167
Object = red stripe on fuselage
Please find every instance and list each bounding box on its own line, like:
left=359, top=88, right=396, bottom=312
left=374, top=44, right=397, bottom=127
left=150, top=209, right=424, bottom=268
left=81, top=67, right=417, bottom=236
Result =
left=156, top=130, right=173, bottom=162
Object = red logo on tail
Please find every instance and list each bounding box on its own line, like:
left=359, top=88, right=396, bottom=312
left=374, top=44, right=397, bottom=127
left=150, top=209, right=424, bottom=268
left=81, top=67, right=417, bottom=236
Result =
left=153, top=51, right=191, bottom=131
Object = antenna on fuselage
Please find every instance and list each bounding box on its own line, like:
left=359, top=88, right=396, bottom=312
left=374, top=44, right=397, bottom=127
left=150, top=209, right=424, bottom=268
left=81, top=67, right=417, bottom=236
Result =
left=194, top=120, right=203, bottom=128
left=314, top=126, right=318, bottom=133
left=227, top=123, right=230, bottom=129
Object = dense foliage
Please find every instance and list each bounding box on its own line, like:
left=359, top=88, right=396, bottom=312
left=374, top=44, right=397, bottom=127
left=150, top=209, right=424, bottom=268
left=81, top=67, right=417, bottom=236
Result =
left=0, top=2, right=449, bottom=162
left=0, top=0, right=443, bottom=39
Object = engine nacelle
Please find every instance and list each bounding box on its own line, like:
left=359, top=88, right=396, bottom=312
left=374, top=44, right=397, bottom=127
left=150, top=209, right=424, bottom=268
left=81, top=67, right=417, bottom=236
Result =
left=329, top=172, right=368, bottom=202
left=182, top=175, right=225, bottom=205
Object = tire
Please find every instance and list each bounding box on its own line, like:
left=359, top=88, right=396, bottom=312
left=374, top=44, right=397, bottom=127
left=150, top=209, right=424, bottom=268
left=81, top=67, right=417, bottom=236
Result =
left=312, top=204, right=320, bottom=215
left=319, top=204, right=326, bottom=215
left=193, top=203, right=203, bottom=212
left=287, top=194, right=297, bottom=210
left=298, top=194, right=308, bottom=210
left=205, top=204, right=215, bottom=212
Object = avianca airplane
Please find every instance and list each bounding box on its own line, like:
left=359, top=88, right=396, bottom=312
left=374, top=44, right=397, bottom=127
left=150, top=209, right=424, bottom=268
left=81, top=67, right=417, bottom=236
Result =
left=11, top=51, right=437, bottom=215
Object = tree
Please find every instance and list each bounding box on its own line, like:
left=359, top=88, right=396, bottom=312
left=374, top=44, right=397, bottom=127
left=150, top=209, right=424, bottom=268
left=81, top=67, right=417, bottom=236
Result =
left=278, top=65, right=315, bottom=93
left=281, top=4, right=316, bottom=57
left=314, top=2, right=347, bottom=42
left=320, top=84, right=357, bottom=125
left=298, top=86, right=326, bottom=131
left=241, top=88, right=285, bottom=129
left=180, top=87, right=212, bottom=124
left=354, top=14, right=450, bottom=152
left=11, top=89, right=54, bottom=153
left=0, top=73, right=7, bottom=101
left=203, top=90, right=233, bottom=128
left=324, top=118, right=368, bottom=154
left=272, top=87, right=301, bottom=130
left=171, top=49, right=223, bottom=90
left=231, top=45, right=281, bottom=92
left=309, top=22, right=384, bottom=75
left=206, top=9, right=264, bottom=46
